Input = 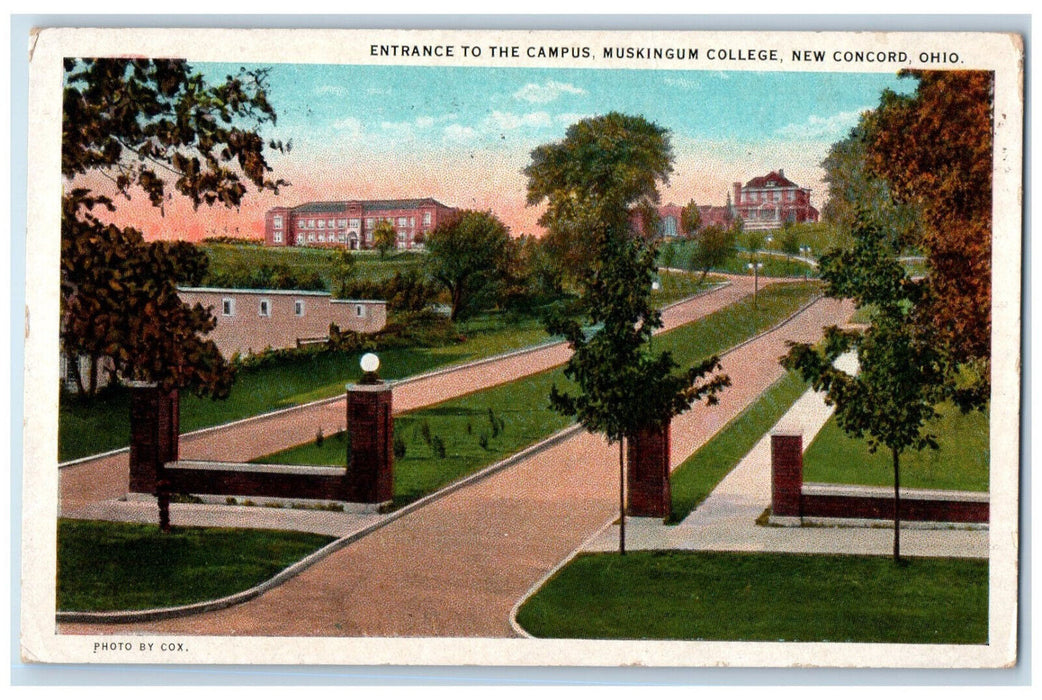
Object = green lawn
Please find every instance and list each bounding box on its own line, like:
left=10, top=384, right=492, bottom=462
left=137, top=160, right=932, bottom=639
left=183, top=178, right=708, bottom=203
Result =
left=661, top=239, right=818, bottom=279
left=259, top=282, right=821, bottom=509
left=202, top=243, right=425, bottom=287
left=669, top=371, right=809, bottom=523
left=803, top=403, right=990, bottom=492
left=515, top=551, right=988, bottom=643
left=58, top=272, right=714, bottom=462
left=57, top=519, right=334, bottom=612
left=261, top=370, right=574, bottom=508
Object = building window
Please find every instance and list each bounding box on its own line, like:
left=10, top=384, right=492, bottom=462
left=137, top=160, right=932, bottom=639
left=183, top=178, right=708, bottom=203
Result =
left=398, top=217, right=407, bottom=227
left=365, top=217, right=374, bottom=228
left=349, top=218, right=360, bottom=229
left=259, top=299, right=271, bottom=317
left=273, top=215, right=283, bottom=229
left=308, top=232, right=315, bottom=242
left=317, top=232, right=325, bottom=242
left=328, top=218, right=335, bottom=228
left=308, top=219, right=315, bottom=228
left=222, top=298, right=235, bottom=316
left=298, top=220, right=306, bottom=230
left=318, top=220, right=325, bottom=229
left=423, top=212, right=432, bottom=226
left=294, top=300, right=305, bottom=316
left=355, top=305, right=366, bottom=318
left=273, top=230, right=283, bottom=243
left=338, top=219, right=348, bottom=228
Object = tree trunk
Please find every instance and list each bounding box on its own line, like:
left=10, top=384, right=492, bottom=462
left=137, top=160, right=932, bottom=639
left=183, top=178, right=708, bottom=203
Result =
left=892, top=447, right=902, bottom=563
left=68, top=352, right=87, bottom=397
left=87, top=353, right=99, bottom=398
left=619, top=438, right=626, bottom=556
left=450, top=282, right=464, bottom=322
left=157, top=479, right=171, bottom=534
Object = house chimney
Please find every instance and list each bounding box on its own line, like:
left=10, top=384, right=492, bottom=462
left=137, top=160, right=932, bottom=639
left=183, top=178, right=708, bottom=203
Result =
left=733, top=182, right=742, bottom=205
left=778, top=168, right=785, bottom=179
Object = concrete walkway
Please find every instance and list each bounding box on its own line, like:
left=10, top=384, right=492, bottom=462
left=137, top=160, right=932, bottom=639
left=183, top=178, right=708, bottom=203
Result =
left=585, top=352, right=989, bottom=559
left=59, top=294, right=853, bottom=638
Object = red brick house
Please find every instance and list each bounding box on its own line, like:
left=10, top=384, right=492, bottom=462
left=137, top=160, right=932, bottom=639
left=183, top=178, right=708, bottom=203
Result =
left=265, top=198, right=458, bottom=250
left=732, top=170, right=819, bottom=231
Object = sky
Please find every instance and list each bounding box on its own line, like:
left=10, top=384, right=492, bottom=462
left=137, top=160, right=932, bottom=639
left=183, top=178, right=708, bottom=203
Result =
left=97, top=63, right=916, bottom=241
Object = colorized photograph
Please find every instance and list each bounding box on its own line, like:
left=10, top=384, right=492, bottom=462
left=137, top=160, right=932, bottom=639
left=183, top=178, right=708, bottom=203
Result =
left=22, top=27, right=1023, bottom=667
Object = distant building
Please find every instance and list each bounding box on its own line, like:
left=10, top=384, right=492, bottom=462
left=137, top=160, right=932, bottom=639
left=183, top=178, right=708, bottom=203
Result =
left=732, top=170, right=819, bottom=231
left=264, top=198, right=458, bottom=250
left=178, top=287, right=387, bottom=358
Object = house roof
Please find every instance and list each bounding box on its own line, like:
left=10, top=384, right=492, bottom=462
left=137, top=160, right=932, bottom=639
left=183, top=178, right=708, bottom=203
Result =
left=291, top=198, right=451, bottom=214
left=744, top=171, right=800, bottom=189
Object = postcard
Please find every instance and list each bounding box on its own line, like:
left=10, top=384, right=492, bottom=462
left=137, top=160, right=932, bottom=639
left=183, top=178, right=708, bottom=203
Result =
left=21, top=26, right=1023, bottom=668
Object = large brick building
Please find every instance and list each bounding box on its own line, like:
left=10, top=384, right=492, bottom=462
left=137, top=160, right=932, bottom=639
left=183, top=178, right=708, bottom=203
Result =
left=264, top=198, right=458, bottom=250
left=649, top=170, right=817, bottom=238
left=732, top=169, right=819, bottom=231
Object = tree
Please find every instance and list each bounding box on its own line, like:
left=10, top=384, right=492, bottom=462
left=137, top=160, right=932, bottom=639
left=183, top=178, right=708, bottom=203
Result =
left=331, top=247, right=357, bottom=298
left=373, top=219, right=397, bottom=258
left=680, top=199, right=702, bottom=236
left=524, top=112, right=674, bottom=284
left=63, top=59, right=287, bottom=210
left=62, top=59, right=286, bottom=395
left=527, top=114, right=728, bottom=554
left=686, top=224, right=738, bottom=282
left=62, top=58, right=286, bottom=527
left=862, top=71, right=993, bottom=400
left=61, top=193, right=235, bottom=399
left=782, top=214, right=945, bottom=563
left=547, top=231, right=729, bottom=555
left=425, top=210, right=516, bottom=321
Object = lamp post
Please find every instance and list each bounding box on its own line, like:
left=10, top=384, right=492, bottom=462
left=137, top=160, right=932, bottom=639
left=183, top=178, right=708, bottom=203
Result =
left=799, top=246, right=811, bottom=280
left=747, top=261, right=763, bottom=308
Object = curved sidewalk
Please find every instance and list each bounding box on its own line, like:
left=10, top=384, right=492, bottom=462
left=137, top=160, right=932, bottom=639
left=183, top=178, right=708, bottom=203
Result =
left=59, top=294, right=851, bottom=638
left=59, top=276, right=763, bottom=512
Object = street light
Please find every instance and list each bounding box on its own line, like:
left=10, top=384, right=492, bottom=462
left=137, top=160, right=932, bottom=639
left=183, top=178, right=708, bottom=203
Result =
left=360, top=352, right=381, bottom=384
left=747, top=261, right=763, bottom=308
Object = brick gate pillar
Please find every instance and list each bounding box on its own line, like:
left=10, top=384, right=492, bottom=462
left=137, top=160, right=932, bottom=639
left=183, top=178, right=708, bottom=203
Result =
left=346, top=381, right=394, bottom=505
left=770, top=432, right=803, bottom=524
left=626, top=422, right=671, bottom=519
left=127, top=382, right=179, bottom=495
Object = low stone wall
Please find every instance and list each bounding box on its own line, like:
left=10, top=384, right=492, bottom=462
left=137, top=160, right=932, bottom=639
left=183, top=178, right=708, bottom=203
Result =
left=769, top=433, right=989, bottom=527
left=799, top=483, right=989, bottom=525
left=151, top=460, right=390, bottom=512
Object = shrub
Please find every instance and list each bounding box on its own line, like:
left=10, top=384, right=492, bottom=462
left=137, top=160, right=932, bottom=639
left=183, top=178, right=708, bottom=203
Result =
left=478, top=432, right=489, bottom=450
left=393, top=433, right=407, bottom=460
left=315, top=428, right=324, bottom=447
left=420, top=420, right=432, bottom=445
left=431, top=434, right=447, bottom=459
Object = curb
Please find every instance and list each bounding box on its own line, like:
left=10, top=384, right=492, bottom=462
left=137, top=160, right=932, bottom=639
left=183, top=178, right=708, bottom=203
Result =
left=507, top=514, right=620, bottom=639
left=57, top=281, right=730, bottom=470
left=57, top=422, right=586, bottom=624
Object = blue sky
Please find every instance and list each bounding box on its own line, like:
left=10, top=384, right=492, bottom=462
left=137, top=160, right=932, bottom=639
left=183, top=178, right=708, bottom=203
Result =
left=155, top=63, right=915, bottom=239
